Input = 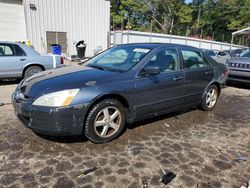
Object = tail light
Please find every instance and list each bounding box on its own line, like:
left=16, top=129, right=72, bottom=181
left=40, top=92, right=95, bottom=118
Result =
left=60, top=56, right=64, bottom=64
left=224, top=68, right=229, bottom=76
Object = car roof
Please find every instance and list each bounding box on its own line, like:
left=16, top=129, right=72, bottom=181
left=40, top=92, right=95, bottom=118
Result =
left=117, top=43, right=202, bottom=51
left=0, top=41, right=25, bottom=45
left=0, top=41, right=40, bottom=56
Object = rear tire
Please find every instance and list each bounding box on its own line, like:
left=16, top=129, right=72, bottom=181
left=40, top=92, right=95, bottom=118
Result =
left=199, top=84, right=219, bottom=111
left=84, top=99, right=126, bottom=144
left=24, top=66, right=42, bottom=78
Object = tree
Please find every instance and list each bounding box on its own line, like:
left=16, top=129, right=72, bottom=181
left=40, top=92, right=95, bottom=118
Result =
left=111, top=0, right=150, bottom=31
left=144, top=0, right=185, bottom=34
left=110, top=0, right=250, bottom=45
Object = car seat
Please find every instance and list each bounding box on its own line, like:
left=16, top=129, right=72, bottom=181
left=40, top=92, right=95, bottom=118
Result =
left=186, top=56, right=199, bottom=69
left=156, top=53, right=175, bottom=72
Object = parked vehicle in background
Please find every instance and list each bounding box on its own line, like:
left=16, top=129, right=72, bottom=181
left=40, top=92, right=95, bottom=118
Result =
left=0, top=42, right=64, bottom=79
left=225, top=48, right=247, bottom=58
left=12, top=43, right=228, bottom=143
left=203, top=49, right=230, bottom=64
left=226, top=49, right=250, bottom=84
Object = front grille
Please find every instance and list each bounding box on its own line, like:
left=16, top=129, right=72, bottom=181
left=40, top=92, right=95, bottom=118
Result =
left=229, top=62, right=250, bottom=69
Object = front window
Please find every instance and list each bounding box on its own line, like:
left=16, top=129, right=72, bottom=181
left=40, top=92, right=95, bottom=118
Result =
left=145, top=48, right=180, bottom=72
left=85, top=46, right=152, bottom=72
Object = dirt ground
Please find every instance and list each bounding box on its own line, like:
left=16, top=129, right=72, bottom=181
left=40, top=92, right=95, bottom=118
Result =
left=0, top=80, right=249, bottom=188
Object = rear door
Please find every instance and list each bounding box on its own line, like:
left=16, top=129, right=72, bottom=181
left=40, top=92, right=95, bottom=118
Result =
left=134, top=47, right=184, bottom=117
left=181, top=48, right=214, bottom=105
left=0, top=43, right=26, bottom=78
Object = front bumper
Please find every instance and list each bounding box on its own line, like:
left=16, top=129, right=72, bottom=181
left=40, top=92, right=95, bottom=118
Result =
left=227, top=69, right=250, bottom=84
left=12, top=90, right=87, bottom=136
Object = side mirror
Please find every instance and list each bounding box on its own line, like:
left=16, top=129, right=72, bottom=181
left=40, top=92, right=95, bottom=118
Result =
left=141, top=66, right=161, bottom=76
left=236, top=53, right=240, bottom=57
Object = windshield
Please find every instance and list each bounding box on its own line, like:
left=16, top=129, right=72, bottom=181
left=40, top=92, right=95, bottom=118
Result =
left=240, top=50, right=250, bottom=58
left=85, top=45, right=152, bottom=72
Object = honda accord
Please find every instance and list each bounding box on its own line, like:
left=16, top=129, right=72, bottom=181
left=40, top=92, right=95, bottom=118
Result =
left=12, top=43, right=228, bottom=143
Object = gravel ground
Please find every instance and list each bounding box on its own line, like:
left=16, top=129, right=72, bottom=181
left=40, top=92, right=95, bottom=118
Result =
left=0, top=80, right=249, bottom=188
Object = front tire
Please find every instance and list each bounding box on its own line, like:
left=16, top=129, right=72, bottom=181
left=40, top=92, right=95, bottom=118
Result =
left=199, top=84, right=219, bottom=111
left=84, top=99, right=126, bottom=143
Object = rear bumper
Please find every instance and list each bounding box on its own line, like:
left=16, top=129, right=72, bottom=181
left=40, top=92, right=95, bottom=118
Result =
left=12, top=91, right=87, bottom=136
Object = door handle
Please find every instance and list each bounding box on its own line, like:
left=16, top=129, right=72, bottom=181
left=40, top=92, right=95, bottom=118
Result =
left=20, top=58, right=26, bottom=61
left=205, top=71, right=212, bottom=75
left=173, top=76, right=183, bottom=81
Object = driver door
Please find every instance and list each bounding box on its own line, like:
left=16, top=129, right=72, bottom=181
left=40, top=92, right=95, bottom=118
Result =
left=134, top=48, right=184, bottom=118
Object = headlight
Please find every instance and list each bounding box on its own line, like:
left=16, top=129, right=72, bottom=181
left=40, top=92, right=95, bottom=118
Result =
left=33, top=89, right=80, bottom=107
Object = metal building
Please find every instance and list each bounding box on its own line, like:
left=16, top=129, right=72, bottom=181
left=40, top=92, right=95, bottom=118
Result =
left=0, top=0, right=110, bottom=56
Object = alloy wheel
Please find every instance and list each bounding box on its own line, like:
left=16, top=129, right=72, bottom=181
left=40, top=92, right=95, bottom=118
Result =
left=94, top=106, right=122, bottom=138
left=29, top=68, right=40, bottom=76
left=206, top=88, right=218, bottom=109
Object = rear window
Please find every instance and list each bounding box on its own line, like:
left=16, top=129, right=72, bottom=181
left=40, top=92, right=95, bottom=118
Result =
left=14, top=45, right=26, bottom=56
left=182, top=50, right=210, bottom=69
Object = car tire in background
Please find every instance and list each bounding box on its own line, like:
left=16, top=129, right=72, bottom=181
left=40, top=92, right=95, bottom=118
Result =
left=24, top=66, right=43, bottom=78
left=84, top=99, right=126, bottom=144
left=199, top=84, right=219, bottom=111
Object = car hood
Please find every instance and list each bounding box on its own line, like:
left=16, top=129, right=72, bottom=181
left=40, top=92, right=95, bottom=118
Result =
left=19, top=65, right=119, bottom=98
left=228, top=58, right=250, bottom=64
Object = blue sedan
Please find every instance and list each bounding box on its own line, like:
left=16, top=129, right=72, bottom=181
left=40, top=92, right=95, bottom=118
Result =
left=12, top=43, right=228, bottom=143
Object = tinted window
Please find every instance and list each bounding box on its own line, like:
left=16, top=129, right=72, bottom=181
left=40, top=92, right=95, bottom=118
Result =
left=182, top=50, right=209, bottom=69
left=218, top=51, right=226, bottom=56
left=145, top=49, right=179, bottom=72
left=206, top=50, right=216, bottom=56
left=14, top=45, right=26, bottom=56
left=0, top=44, right=14, bottom=56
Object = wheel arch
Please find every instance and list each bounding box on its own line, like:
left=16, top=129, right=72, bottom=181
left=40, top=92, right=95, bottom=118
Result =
left=22, top=64, right=45, bottom=77
left=202, top=81, right=222, bottom=99
left=210, top=81, right=221, bottom=95
left=84, top=93, right=131, bottom=125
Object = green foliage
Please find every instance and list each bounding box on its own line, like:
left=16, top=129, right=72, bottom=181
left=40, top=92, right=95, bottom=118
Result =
left=111, top=0, right=250, bottom=44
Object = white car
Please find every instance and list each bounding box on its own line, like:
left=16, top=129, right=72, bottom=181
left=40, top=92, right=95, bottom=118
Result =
left=204, top=50, right=231, bottom=64
left=0, top=41, right=65, bottom=79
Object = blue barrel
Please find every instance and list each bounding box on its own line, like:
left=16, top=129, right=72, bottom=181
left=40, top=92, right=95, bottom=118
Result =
left=51, top=44, right=61, bottom=55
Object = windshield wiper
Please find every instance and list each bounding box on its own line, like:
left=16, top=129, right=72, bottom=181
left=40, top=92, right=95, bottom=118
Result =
left=87, top=64, right=105, bottom=70
left=104, top=67, right=124, bottom=73
left=88, top=64, right=124, bottom=72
